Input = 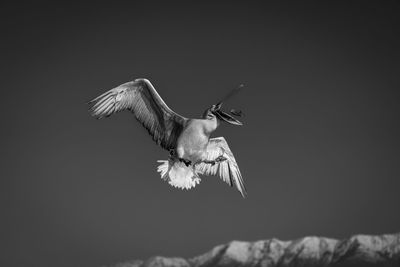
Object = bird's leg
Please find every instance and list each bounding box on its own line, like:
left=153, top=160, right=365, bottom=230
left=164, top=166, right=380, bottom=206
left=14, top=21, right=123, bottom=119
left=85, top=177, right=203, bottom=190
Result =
left=202, top=156, right=227, bottom=166
left=202, top=159, right=216, bottom=165
left=169, top=149, right=176, bottom=159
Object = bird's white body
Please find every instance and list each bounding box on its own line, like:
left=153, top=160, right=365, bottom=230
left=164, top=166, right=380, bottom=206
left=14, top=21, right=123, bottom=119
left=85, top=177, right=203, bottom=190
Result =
left=160, top=117, right=220, bottom=190
left=89, top=78, right=247, bottom=197
left=176, top=118, right=218, bottom=163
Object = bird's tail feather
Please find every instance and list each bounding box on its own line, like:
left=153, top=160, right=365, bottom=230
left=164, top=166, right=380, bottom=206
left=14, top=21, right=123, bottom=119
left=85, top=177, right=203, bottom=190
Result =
left=157, top=159, right=201, bottom=190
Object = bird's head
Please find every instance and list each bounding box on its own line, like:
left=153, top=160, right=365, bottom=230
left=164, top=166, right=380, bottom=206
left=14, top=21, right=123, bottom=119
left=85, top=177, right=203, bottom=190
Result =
left=203, top=102, right=243, bottom=126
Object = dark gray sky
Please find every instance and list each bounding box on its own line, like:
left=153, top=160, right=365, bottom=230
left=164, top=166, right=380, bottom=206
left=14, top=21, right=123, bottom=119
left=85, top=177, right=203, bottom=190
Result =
left=1, top=1, right=400, bottom=267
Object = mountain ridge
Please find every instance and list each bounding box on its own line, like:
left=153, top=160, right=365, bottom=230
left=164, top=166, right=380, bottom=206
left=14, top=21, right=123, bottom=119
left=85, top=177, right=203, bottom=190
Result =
left=106, top=232, right=400, bottom=267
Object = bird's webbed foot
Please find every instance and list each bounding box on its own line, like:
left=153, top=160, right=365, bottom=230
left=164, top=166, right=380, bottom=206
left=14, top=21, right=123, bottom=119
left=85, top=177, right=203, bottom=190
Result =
left=215, top=155, right=227, bottom=163
left=179, top=158, right=192, bottom=167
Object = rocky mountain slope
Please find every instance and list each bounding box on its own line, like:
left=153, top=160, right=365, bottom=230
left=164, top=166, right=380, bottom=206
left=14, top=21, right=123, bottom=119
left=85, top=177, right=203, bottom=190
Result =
left=107, top=233, right=400, bottom=267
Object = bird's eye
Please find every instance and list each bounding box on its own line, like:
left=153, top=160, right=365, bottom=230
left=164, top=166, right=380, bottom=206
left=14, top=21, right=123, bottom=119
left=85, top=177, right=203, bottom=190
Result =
left=207, top=113, right=214, bottom=119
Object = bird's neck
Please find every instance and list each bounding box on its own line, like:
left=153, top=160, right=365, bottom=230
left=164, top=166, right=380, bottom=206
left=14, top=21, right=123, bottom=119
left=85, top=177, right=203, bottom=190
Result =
left=202, top=118, right=219, bottom=136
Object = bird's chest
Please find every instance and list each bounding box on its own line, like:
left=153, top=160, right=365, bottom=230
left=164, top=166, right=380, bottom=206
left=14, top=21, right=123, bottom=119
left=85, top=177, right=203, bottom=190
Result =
left=176, top=124, right=209, bottom=161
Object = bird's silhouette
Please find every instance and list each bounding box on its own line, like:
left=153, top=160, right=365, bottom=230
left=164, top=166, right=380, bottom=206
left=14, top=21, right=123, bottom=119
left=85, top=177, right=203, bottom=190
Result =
left=88, top=78, right=246, bottom=197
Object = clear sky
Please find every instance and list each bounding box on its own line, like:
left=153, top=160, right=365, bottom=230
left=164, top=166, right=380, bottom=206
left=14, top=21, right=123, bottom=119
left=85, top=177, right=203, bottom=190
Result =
left=2, top=1, right=400, bottom=267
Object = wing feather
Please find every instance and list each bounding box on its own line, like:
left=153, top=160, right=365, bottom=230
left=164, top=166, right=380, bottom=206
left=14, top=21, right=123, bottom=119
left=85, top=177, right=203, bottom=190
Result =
left=88, top=78, right=187, bottom=150
left=196, top=137, right=247, bottom=198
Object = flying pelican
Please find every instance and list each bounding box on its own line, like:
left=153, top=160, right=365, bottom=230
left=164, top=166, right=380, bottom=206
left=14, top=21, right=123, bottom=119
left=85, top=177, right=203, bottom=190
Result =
left=88, top=78, right=247, bottom=197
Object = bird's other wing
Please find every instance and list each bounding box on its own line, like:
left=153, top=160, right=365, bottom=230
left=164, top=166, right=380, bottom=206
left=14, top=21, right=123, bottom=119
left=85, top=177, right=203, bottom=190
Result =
left=88, top=78, right=188, bottom=150
left=196, top=137, right=247, bottom=198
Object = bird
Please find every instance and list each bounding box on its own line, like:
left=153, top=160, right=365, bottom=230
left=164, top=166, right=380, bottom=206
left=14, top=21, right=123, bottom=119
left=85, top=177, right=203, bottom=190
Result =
left=88, top=78, right=247, bottom=198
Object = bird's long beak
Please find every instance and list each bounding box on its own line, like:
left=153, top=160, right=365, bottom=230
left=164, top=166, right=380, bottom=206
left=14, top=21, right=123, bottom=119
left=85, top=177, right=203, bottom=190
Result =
left=212, top=102, right=243, bottom=125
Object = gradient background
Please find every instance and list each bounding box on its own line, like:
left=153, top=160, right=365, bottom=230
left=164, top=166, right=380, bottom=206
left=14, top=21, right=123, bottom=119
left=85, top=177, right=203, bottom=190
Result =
left=1, top=1, right=400, bottom=267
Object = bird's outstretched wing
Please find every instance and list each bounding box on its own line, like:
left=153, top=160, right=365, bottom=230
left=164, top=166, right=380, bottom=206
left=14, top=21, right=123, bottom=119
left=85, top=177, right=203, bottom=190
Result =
left=196, top=137, right=247, bottom=198
left=88, top=78, right=188, bottom=150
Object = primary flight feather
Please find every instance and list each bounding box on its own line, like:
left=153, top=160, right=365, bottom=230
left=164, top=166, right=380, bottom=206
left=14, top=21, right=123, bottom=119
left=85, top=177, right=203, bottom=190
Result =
left=88, top=78, right=247, bottom=198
